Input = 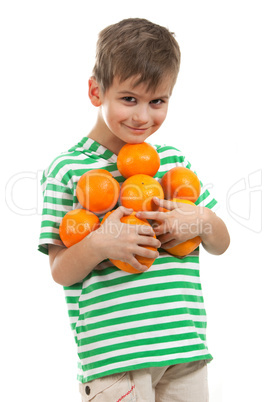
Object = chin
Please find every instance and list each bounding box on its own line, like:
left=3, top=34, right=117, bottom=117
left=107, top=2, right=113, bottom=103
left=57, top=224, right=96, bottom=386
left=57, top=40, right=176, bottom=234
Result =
left=127, top=138, right=146, bottom=144
left=127, top=133, right=153, bottom=144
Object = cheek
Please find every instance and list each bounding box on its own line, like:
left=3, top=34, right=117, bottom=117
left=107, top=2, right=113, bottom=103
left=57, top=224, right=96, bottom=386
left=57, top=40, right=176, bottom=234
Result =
left=102, top=106, right=116, bottom=129
left=104, top=104, right=128, bottom=126
left=154, top=109, right=168, bottom=126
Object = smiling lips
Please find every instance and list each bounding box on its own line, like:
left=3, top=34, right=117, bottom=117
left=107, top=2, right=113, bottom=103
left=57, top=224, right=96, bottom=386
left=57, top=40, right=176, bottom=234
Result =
left=125, top=125, right=150, bottom=134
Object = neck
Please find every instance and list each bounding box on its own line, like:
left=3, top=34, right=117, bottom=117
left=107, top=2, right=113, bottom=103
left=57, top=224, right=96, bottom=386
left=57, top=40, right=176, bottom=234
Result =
left=87, top=111, right=125, bottom=155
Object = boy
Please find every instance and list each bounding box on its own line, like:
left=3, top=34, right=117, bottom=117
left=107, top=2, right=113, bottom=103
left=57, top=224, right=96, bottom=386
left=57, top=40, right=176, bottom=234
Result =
left=39, top=18, right=230, bottom=401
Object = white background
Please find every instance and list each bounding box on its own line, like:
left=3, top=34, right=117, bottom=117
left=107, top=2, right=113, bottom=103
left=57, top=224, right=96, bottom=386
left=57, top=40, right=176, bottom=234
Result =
left=1, top=0, right=266, bottom=401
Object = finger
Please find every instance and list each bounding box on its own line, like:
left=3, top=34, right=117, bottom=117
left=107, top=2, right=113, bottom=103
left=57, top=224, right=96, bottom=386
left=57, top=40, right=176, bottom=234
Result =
left=126, top=257, right=151, bottom=273
left=108, top=206, right=133, bottom=221
left=161, top=239, right=182, bottom=249
left=152, top=197, right=180, bottom=211
left=122, top=223, right=155, bottom=237
left=135, top=246, right=160, bottom=260
left=138, top=236, right=161, bottom=248
left=135, top=210, right=167, bottom=222
left=136, top=224, right=156, bottom=236
left=152, top=222, right=169, bottom=236
left=156, top=233, right=175, bottom=245
left=125, top=253, right=158, bottom=272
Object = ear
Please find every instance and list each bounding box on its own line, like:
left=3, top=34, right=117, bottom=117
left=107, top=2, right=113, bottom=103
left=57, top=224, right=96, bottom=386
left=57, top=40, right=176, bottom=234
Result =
left=88, top=77, right=102, bottom=107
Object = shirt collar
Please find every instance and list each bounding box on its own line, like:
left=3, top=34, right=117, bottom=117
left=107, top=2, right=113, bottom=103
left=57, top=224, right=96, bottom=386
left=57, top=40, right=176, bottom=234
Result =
left=74, top=137, right=118, bottom=163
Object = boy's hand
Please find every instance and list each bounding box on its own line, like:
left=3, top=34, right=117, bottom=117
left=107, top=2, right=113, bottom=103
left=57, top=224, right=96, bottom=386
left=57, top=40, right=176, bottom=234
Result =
left=94, top=206, right=161, bottom=272
left=136, top=197, right=230, bottom=255
left=136, top=197, right=207, bottom=249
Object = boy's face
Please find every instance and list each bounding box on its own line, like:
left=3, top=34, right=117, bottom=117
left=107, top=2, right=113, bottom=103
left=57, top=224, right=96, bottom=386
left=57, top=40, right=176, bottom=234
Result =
left=98, top=75, right=173, bottom=145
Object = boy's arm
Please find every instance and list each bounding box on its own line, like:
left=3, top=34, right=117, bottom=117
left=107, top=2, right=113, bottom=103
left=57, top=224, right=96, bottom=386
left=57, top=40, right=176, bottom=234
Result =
left=136, top=197, right=230, bottom=256
left=197, top=208, right=230, bottom=255
left=48, top=238, right=104, bottom=287
left=49, top=206, right=160, bottom=286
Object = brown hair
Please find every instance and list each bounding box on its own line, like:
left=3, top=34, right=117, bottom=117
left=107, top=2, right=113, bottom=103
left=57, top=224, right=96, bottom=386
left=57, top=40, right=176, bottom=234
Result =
left=92, top=18, right=181, bottom=93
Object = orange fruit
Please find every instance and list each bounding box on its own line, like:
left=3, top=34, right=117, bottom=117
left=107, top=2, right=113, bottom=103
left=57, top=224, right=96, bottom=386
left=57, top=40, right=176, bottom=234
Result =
left=76, top=169, right=120, bottom=214
left=163, top=199, right=201, bottom=257
left=59, top=208, right=100, bottom=248
left=101, top=211, right=157, bottom=274
left=120, top=174, right=164, bottom=211
left=165, top=236, right=201, bottom=258
left=117, top=142, right=160, bottom=178
left=100, top=210, right=113, bottom=224
left=161, top=166, right=201, bottom=203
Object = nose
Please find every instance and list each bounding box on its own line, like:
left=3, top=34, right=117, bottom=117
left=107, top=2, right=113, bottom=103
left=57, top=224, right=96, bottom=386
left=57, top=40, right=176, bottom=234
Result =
left=132, top=105, right=149, bottom=126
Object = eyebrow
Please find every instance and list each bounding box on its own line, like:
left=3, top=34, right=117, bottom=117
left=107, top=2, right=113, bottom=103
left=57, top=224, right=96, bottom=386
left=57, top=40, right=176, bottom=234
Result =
left=117, top=90, right=170, bottom=99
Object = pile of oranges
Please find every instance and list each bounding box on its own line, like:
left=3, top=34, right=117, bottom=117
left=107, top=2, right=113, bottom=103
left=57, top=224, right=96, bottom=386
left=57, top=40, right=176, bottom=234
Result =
left=59, top=142, right=202, bottom=273
left=59, top=169, right=119, bottom=248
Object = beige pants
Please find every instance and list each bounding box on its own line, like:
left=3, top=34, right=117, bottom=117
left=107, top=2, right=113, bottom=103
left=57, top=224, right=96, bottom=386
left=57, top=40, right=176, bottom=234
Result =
left=79, top=360, right=209, bottom=402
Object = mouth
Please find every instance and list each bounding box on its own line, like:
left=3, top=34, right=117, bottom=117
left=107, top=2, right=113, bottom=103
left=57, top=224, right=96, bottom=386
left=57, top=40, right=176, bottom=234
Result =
left=125, top=125, right=150, bottom=134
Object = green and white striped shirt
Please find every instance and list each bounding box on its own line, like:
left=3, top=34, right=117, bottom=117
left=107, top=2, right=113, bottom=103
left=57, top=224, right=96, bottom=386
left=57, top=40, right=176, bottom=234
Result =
left=38, top=137, right=217, bottom=383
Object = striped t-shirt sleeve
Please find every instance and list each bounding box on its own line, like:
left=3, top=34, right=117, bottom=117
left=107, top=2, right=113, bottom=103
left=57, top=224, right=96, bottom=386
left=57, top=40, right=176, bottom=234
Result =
left=39, top=174, right=74, bottom=255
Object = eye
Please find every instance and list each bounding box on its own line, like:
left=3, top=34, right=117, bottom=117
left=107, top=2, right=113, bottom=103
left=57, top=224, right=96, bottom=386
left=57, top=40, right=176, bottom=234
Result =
left=122, top=96, right=136, bottom=103
left=150, top=99, right=164, bottom=105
